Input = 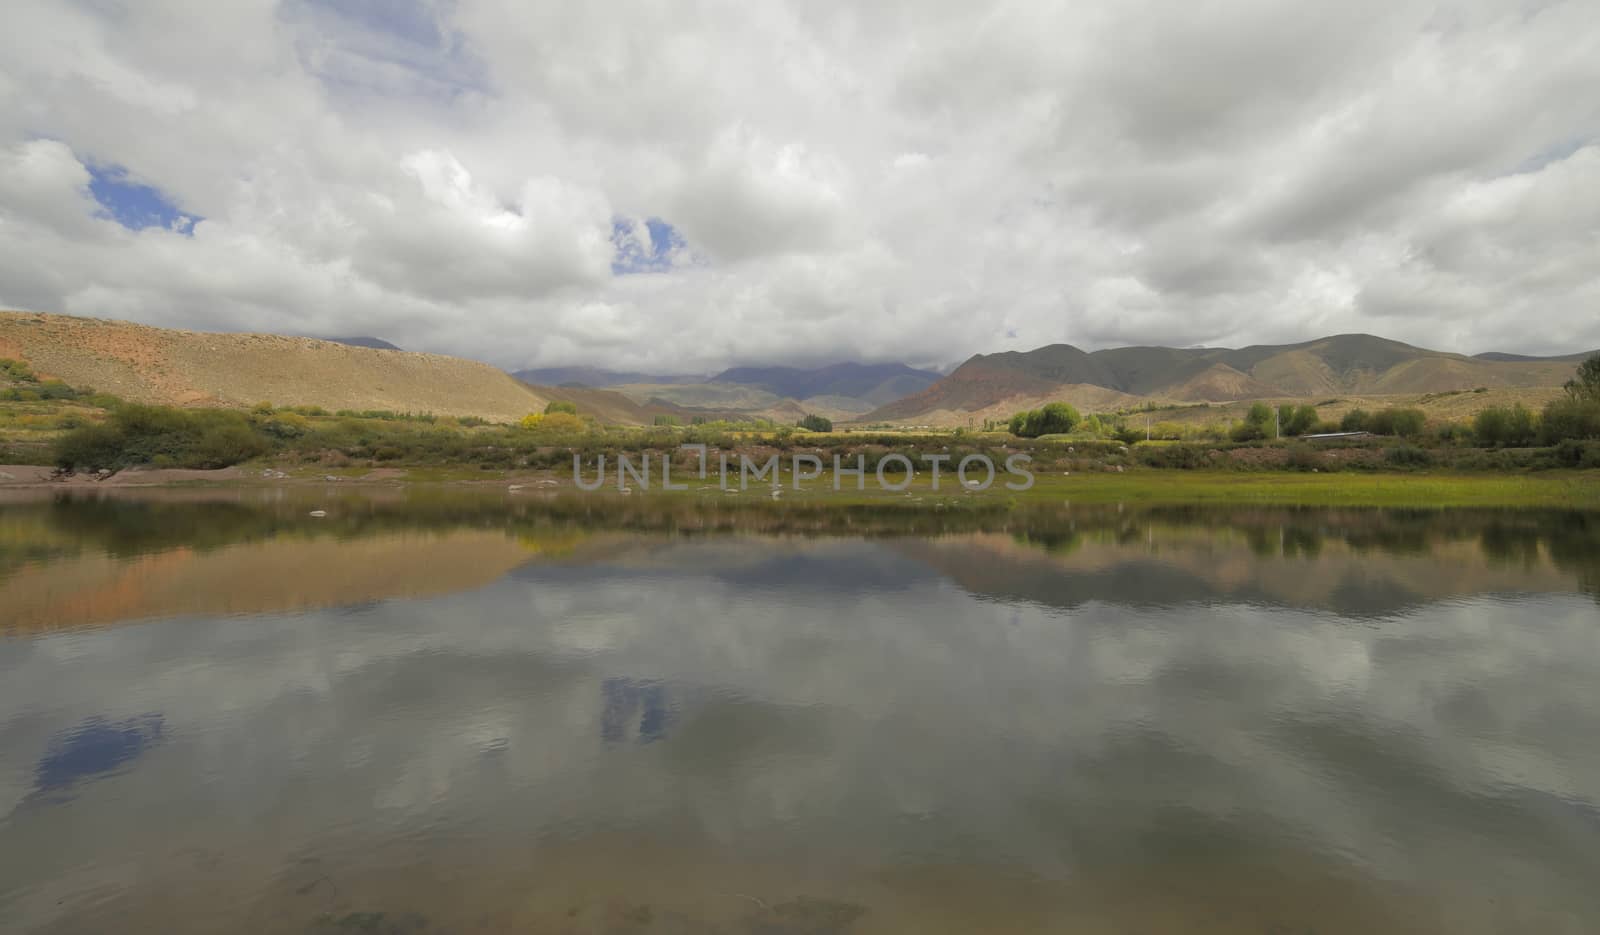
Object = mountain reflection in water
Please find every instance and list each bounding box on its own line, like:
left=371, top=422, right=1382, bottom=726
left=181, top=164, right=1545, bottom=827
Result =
left=0, top=489, right=1597, bottom=934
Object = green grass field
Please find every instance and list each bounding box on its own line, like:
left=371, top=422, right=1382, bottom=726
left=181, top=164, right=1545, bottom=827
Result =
left=257, top=465, right=1599, bottom=509
left=998, top=470, right=1600, bottom=508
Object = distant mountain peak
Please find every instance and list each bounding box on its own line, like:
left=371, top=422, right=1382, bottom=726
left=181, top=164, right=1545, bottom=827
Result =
left=709, top=361, right=943, bottom=405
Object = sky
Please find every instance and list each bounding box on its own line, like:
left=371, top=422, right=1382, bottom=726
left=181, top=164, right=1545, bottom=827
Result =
left=0, top=0, right=1597, bottom=372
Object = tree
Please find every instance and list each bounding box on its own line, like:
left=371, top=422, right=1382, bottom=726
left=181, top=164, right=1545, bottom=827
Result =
left=1368, top=407, right=1426, bottom=437
left=520, top=413, right=544, bottom=430
left=1474, top=406, right=1511, bottom=447
left=1290, top=405, right=1319, bottom=436
left=1035, top=402, right=1080, bottom=435
left=1006, top=402, right=1079, bottom=438
left=544, top=400, right=578, bottom=415
left=798, top=413, right=832, bottom=432
left=1473, top=405, right=1536, bottom=447
left=1341, top=409, right=1370, bottom=432
left=1565, top=354, right=1600, bottom=401
left=1229, top=404, right=1272, bottom=442
left=1277, top=404, right=1318, bottom=436
left=1540, top=397, right=1600, bottom=444
left=529, top=412, right=585, bottom=436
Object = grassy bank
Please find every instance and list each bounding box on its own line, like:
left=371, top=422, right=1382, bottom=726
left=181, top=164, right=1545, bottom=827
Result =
left=28, top=463, right=1590, bottom=510
left=640, top=469, right=1600, bottom=509
left=996, top=470, right=1600, bottom=508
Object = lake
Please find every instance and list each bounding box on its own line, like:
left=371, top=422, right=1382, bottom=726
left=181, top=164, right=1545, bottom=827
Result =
left=1, top=489, right=1598, bottom=933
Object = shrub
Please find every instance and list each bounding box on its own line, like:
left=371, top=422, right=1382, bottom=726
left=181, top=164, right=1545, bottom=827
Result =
left=798, top=413, right=832, bottom=432
left=259, top=412, right=310, bottom=439
left=1285, top=444, right=1326, bottom=471
left=544, top=400, right=578, bottom=415
left=1384, top=444, right=1433, bottom=467
left=1368, top=408, right=1427, bottom=438
left=1134, top=444, right=1211, bottom=469
left=1540, top=397, right=1600, bottom=444
left=1285, top=405, right=1319, bottom=436
left=1474, top=404, right=1537, bottom=447
left=190, top=422, right=269, bottom=468
left=0, top=358, right=37, bottom=382
left=53, top=423, right=127, bottom=471
left=36, top=380, right=79, bottom=400
left=1564, top=354, right=1600, bottom=401
left=1551, top=439, right=1600, bottom=469
left=529, top=412, right=586, bottom=438
left=53, top=404, right=270, bottom=471
left=1230, top=420, right=1267, bottom=442
left=1008, top=402, right=1081, bottom=438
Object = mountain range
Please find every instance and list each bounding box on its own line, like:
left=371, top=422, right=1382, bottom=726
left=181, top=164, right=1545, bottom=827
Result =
left=864, top=334, right=1592, bottom=425
left=513, top=361, right=943, bottom=420
left=2, top=311, right=1591, bottom=427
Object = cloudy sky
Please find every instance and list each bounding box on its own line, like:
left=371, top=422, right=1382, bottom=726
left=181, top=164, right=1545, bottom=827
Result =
left=1, top=0, right=1597, bottom=371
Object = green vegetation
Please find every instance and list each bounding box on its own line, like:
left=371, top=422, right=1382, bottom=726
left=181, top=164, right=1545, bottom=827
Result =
left=1541, top=397, right=1600, bottom=445
left=1230, top=403, right=1276, bottom=441
left=1340, top=406, right=1426, bottom=437
left=1473, top=404, right=1538, bottom=448
left=54, top=405, right=270, bottom=470
left=1565, top=354, right=1600, bottom=401
left=544, top=400, right=578, bottom=415
left=7, top=352, right=1599, bottom=484
left=1009, top=471, right=1600, bottom=509
left=1, top=357, right=107, bottom=405
left=1278, top=403, right=1320, bottom=436
left=1008, top=402, right=1081, bottom=438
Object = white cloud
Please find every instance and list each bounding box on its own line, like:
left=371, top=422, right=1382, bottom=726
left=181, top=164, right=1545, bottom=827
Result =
left=0, top=0, right=1598, bottom=369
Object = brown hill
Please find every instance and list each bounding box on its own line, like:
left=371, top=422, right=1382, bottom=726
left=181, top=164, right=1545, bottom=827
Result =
left=1166, top=362, right=1280, bottom=401
left=863, top=333, right=1588, bottom=425
left=0, top=310, right=551, bottom=422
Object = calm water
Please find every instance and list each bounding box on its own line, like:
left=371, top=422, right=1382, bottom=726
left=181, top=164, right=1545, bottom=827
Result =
left=2, top=490, right=1599, bottom=934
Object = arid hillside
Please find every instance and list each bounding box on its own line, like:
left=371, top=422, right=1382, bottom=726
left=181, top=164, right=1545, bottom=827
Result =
left=0, top=311, right=550, bottom=421
left=865, top=333, right=1590, bottom=425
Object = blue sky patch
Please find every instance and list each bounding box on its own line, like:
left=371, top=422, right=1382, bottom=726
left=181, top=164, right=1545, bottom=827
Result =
left=89, top=165, right=200, bottom=234
left=34, top=714, right=165, bottom=794
left=287, top=0, right=490, bottom=102
left=611, top=216, right=688, bottom=275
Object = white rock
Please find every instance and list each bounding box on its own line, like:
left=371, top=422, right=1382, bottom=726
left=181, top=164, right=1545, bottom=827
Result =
left=309, top=510, right=327, bottom=517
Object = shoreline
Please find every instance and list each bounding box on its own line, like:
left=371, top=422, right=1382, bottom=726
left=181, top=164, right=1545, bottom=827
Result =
left=1, top=464, right=1596, bottom=509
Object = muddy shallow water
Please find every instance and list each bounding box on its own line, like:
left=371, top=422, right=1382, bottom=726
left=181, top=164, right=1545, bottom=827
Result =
left=2, top=491, right=1598, bottom=933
